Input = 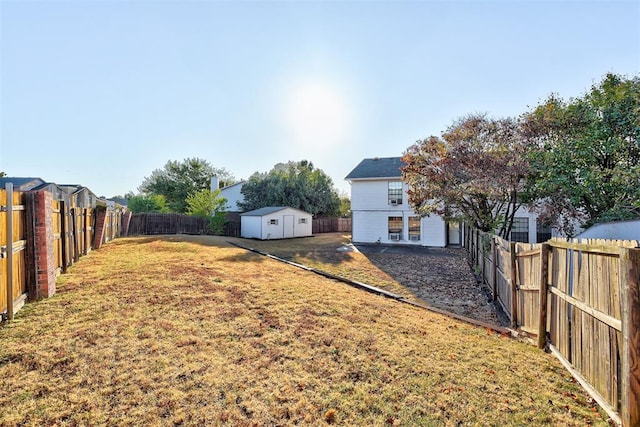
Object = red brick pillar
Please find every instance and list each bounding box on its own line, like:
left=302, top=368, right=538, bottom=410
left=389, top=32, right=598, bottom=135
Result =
left=32, top=190, right=56, bottom=299
left=93, top=209, right=107, bottom=250
left=121, top=211, right=132, bottom=237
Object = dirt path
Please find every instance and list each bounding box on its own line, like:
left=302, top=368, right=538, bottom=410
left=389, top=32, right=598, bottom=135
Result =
left=357, top=245, right=508, bottom=326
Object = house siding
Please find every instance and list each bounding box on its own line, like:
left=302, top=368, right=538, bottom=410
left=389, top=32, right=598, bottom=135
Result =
left=220, top=183, right=245, bottom=212
left=349, top=179, right=447, bottom=247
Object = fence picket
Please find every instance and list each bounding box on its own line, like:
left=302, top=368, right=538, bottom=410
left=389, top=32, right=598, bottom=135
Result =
left=464, top=225, right=639, bottom=425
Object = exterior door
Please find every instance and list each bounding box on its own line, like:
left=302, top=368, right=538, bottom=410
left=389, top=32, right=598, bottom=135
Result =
left=283, top=215, right=295, bottom=238
left=448, top=222, right=461, bottom=245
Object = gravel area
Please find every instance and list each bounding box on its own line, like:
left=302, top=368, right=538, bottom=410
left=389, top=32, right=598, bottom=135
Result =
left=357, top=245, right=508, bottom=326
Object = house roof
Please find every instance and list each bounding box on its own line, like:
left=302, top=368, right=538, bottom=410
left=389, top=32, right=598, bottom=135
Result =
left=220, top=181, right=246, bottom=192
left=0, top=177, right=46, bottom=190
left=344, top=157, right=405, bottom=180
left=241, top=206, right=311, bottom=217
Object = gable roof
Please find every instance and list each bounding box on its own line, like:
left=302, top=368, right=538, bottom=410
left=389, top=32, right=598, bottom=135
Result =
left=241, top=206, right=311, bottom=217
left=344, top=157, right=405, bottom=180
left=220, top=181, right=247, bottom=191
left=0, top=177, right=47, bottom=190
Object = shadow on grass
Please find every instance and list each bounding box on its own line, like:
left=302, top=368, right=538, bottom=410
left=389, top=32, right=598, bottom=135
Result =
left=119, top=234, right=235, bottom=249
left=223, top=234, right=356, bottom=267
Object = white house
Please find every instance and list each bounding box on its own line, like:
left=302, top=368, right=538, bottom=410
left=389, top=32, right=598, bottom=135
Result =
left=240, top=207, right=313, bottom=240
left=345, top=157, right=551, bottom=246
left=211, top=178, right=246, bottom=212
left=220, top=181, right=246, bottom=212
left=345, top=157, right=449, bottom=247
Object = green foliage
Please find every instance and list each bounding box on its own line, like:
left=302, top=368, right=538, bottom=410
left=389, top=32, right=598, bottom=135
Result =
left=139, top=158, right=234, bottom=213
left=207, top=212, right=228, bottom=235
left=522, top=73, right=640, bottom=234
left=338, top=194, right=351, bottom=218
left=239, top=160, right=340, bottom=217
left=402, top=114, right=530, bottom=237
left=0, top=171, right=6, bottom=177
left=126, top=194, right=169, bottom=213
left=185, top=189, right=227, bottom=217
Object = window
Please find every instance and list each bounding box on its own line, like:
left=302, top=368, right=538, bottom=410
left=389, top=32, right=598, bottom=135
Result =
left=269, top=219, right=278, bottom=225
left=408, top=216, right=420, bottom=241
left=536, top=219, right=552, bottom=243
left=388, top=181, right=403, bottom=205
left=510, top=217, right=529, bottom=243
left=388, top=216, right=403, bottom=240
left=298, top=218, right=307, bottom=224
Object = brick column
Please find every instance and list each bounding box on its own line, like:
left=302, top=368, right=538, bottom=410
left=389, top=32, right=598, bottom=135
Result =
left=93, top=209, right=107, bottom=250
left=31, top=190, right=56, bottom=299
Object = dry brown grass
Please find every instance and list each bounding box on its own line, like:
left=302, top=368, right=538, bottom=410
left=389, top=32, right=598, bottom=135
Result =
left=227, top=233, right=418, bottom=301
left=0, top=235, right=608, bottom=426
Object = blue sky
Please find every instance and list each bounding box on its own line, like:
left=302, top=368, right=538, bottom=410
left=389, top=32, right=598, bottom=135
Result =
left=1, top=0, right=638, bottom=198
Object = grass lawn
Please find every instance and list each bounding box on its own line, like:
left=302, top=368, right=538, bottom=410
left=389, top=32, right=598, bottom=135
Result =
left=0, top=235, right=608, bottom=426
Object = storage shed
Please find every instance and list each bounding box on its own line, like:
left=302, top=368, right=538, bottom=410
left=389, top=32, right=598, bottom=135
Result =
left=240, top=207, right=313, bottom=240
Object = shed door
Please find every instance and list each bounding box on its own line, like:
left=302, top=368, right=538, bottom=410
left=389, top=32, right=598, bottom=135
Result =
left=283, top=215, right=294, bottom=238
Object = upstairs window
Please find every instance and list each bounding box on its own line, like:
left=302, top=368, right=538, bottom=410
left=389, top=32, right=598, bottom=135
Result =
left=388, top=181, right=403, bottom=205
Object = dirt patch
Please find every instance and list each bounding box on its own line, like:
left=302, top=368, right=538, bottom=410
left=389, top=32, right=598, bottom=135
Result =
left=360, top=246, right=508, bottom=326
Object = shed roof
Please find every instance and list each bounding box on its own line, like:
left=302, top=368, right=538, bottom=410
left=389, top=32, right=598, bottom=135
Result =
left=344, top=157, right=405, bottom=180
left=241, top=206, right=312, bottom=217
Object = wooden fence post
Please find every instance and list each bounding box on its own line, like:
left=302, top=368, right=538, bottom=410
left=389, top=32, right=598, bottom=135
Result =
left=71, top=208, right=79, bottom=263
left=5, top=183, right=14, bottom=321
left=538, top=243, right=550, bottom=349
left=620, top=248, right=640, bottom=427
left=474, top=229, right=479, bottom=265
left=510, top=241, right=518, bottom=329
left=60, top=200, right=68, bottom=273
left=480, top=232, right=486, bottom=284
left=491, top=237, right=497, bottom=301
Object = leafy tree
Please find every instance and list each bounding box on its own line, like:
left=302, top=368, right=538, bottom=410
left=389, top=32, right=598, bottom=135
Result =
left=338, top=192, right=351, bottom=218
left=402, top=114, right=530, bottom=237
left=239, top=160, right=340, bottom=217
left=126, top=194, right=169, bottom=213
left=522, top=73, right=640, bottom=234
left=139, top=158, right=234, bottom=213
left=0, top=171, right=6, bottom=177
left=185, top=189, right=227, bottom=217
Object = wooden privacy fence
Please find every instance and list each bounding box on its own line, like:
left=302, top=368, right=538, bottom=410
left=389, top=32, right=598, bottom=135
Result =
left=127, top=213, right=209, bottom=236
left=312, top=217, right=352, bottom=234
left=464, top=225, right=640, bottom=426
left=1, top=184, right=125, bottom=321
left=0, top=185, right=27, bottom=321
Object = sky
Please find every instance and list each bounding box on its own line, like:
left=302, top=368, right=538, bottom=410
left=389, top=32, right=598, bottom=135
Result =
left=1, top=0, right=638, bottom=198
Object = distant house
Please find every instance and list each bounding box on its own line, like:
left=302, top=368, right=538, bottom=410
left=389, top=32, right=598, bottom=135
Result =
left=0, top=177, right=109, bottom=210
left=0, top=177, right=47, bottom=191
left=211, top=177, right=246, bottom=213
left=345, top=157, right=551, bottom=246
left=240, top=207, right=312, bottom=240
left=220, top=181, right=246, bottom=213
